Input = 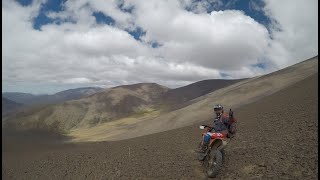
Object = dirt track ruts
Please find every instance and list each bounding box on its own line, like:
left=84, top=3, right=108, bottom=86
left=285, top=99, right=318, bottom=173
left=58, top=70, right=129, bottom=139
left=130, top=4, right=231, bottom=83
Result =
left=2, top=73, right=318, bottom=179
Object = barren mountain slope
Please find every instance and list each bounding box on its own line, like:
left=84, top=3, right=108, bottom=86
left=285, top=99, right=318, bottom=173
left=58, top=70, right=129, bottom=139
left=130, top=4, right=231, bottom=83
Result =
left=3, top=87, right=103, bottom=106
left=70, top=56, right=318, bottom=141
left=3, top=83, right=169, bottom=131
left=2, top=98, right=24, bottom=117
left=3, top=71, right=317, bottom=180
left=159, top=79, right=244, bottom=110
left=3, top=79, right=243, bottom=133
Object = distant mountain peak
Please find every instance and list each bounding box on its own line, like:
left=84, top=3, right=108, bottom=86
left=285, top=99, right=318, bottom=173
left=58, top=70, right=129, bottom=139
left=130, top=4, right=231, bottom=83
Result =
left=3, top=87, right=105, bottom=106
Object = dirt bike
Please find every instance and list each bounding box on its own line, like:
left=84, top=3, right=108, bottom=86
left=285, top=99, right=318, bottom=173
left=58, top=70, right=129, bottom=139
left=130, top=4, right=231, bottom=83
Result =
left=197, top=125, right=228, bottom=178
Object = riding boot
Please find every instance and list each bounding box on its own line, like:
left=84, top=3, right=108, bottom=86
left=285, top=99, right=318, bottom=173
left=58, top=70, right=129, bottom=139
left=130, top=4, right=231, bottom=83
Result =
left=200, top=141, right=209, bottom=153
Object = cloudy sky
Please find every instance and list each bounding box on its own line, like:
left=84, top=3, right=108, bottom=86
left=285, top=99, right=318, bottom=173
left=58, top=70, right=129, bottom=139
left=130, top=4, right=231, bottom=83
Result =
left=2, top=0, right=318, bottom=94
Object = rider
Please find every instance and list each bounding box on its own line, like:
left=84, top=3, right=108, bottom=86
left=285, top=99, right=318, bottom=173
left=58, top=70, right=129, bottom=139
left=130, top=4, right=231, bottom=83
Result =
left=200, top=104, right=236, bottom=152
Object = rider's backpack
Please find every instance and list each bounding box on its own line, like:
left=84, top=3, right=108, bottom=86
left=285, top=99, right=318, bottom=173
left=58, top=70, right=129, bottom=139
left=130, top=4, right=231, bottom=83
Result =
left=227, top=115, right=237, bottom=136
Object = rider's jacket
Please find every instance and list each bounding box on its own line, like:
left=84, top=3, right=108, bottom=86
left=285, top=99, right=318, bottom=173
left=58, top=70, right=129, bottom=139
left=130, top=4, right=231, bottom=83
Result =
left=212, top=113, right=235, bottom=135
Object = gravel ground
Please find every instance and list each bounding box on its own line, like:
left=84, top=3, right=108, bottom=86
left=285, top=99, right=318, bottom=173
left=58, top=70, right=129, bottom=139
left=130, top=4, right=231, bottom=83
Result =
left=2, top=73, right=318, bottom=180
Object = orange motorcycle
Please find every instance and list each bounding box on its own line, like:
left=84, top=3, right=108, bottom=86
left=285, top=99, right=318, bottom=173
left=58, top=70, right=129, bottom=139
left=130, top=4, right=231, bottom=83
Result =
left=198, top=125, right=228, bottom=178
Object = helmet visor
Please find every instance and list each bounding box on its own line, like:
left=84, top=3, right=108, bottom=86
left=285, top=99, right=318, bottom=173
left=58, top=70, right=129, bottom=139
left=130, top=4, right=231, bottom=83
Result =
left=214, top=108, right=222, bottom=111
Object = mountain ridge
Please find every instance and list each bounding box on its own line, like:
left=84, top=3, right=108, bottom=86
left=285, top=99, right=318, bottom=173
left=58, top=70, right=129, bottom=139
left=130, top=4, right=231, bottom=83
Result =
left=3, top=87, right=104, bottom=106
left=2, top=97, right=24, bottom=117
left=2, top=56, right=318, bottom=142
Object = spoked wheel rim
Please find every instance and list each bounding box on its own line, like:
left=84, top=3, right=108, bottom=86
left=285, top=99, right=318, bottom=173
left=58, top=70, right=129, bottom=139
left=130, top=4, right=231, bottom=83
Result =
left=207, top=153, right=217, bottom=169
left=206, top=150, right=223, bottom=178
left=204, top=150, right=211, bottom=167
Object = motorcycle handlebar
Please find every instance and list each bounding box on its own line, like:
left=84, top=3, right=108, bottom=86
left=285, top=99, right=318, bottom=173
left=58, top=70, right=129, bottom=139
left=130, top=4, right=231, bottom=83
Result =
left=200, top=124, right=215, bottom=131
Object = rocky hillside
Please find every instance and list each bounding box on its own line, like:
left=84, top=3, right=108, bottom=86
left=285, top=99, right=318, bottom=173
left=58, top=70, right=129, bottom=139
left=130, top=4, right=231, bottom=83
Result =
left=69, top=56, right=318, bottom=142
left=2, top=71, right=317, bottom=179
left=3, top=83, right=169, bottom=131
left=3, top=77, right=245, bottom=133
left=2, top=98, right=24, bottom=117
left=3, top=56, right=318, bottom=140
left=159, top=78, right=244, bottom=110
left=3, top=87, right=103, bottom=106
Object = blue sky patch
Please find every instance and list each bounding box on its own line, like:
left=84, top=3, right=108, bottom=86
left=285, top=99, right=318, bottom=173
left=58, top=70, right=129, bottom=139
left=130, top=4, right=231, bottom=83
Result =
left=252, top=62, right=266, bottom=69
left=93, top=12, right=115, bottom=25
left=127, top=27, right=146, bottom=41
left=185, top=0, right=272, bottom=32
left=151, top=41, right=162, bottom=48
left=32, top=0, right=67, bottom=30
left=16, top=0, right=33, bottom=6
left=219, top=72, right=231, bottom=78
left=117, top=1, right=134, bottom=13
left=33, top=14, right=54, bottom=30
left=212, top=0, right=272, bottom=31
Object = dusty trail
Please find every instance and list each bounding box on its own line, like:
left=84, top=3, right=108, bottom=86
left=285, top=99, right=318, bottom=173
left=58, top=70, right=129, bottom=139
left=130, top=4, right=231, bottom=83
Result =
left=2, top=73, right=318, bottom=179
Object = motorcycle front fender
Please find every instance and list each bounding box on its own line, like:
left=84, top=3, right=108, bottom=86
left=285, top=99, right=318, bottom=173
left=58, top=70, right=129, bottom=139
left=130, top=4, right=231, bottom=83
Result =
left=217, top=140, right=228, bottom=151
left=209, top=139, right=228, bottom=151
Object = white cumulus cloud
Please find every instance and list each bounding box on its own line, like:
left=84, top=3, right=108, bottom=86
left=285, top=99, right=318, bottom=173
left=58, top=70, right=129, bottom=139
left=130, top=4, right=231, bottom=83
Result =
left=2, top=0, right=318, bottom=94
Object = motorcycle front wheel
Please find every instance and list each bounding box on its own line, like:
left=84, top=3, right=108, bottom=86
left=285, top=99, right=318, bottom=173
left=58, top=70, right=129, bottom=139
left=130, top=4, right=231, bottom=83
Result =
left=206, top=150, right=223, bottom=178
